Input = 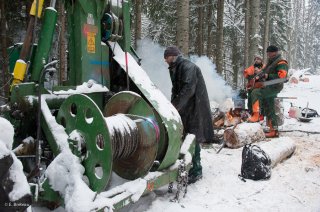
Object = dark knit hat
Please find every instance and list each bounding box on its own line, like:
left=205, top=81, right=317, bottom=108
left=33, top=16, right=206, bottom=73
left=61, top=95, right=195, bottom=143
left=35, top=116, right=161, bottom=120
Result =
left=164, top=46, right=181, bottom=58
left=266, top=45, right=279, bottom=52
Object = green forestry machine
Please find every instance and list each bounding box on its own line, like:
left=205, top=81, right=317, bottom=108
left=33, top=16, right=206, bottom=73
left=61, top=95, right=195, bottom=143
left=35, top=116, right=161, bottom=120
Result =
left=0, top=0, right=195, bottom=211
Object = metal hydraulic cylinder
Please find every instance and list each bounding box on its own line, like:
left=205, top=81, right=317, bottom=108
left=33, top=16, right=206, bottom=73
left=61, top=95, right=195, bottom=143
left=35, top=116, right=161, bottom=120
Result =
left=10, top=0, right=45, bottom=89
left=30, top=0, right=45, bottom=18
left=11, top=60, right=27, bottom=90
left=30, top=7, right=57, bottom=82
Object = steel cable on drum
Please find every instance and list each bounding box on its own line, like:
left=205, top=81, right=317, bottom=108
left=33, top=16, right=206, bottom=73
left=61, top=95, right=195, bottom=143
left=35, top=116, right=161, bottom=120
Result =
left=105, top=114, right=139, bottom=160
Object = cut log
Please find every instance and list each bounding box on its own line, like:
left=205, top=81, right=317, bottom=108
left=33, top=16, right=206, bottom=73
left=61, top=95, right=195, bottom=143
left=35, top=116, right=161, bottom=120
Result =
left=275, top=98, right=284, bottom=126
left=258, top=137, right=296, bottom=167
left=224, top=123, right=265, bottom=148
left=212, top=108, right=225, bottom=128
left=13, top=136, right=35, bottom=156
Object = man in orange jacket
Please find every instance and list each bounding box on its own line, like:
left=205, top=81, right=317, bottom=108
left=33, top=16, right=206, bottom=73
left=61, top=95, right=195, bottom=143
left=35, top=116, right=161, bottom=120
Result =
left=244, top=55, right=264, bottom=116
left=247, top=45, right=288, bottom=138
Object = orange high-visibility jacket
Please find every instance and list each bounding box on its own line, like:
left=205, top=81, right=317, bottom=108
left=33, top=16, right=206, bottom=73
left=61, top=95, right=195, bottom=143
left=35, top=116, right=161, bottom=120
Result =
left=243, top=65, right=265, bottom=79
left=243, top=65, right=255, bottom=79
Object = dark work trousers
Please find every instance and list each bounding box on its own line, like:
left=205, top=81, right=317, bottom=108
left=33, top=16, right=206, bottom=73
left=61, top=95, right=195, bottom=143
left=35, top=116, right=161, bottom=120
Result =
left=251, top=86, right=282, bottom=128
left=189, top=142, right=202, bottom=177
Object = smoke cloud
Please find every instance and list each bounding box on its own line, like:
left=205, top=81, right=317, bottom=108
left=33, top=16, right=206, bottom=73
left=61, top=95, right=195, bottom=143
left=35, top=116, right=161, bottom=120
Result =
left=136, top=39, right=172, bottom=99
left=190, top=55, right=234, bottom=105
left=136, top=39, right=233, bottom=105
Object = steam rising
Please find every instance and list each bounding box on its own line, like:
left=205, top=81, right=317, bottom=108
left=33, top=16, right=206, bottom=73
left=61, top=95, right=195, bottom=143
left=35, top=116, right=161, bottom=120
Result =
left=136, top=39, right=171, bottom=99
left=136, top=39, right=233, bottom=105
left=191, top=55, right=234, bottom=104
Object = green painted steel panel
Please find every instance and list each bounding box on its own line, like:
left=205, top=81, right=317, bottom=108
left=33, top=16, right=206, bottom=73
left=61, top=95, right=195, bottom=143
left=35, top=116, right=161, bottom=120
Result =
left=37, top=180, right=62, bottom=204
left=119, top=1, right=131, bottom=52
left=65, top=0, right=110, bottom=86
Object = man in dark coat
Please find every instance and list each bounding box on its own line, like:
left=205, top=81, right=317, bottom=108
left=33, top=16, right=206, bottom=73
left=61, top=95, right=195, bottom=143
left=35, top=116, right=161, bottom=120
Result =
left=164, top=46, right=214, bottom=184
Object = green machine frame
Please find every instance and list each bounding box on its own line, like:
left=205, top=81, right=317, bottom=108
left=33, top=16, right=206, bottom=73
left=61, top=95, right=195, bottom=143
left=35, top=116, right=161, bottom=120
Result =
left=1, top=0, right=196, bottom=210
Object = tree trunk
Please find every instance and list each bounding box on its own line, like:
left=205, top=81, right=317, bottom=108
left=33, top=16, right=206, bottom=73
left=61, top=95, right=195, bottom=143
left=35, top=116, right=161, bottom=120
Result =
left=206, top=0, right=213, bottom=59
left=244, top=0, right=250, bottom=68
left=215, top=0, right=224, bottom=74
left=176, top=0, right=189, bottom=56
left=291, top=1, right=301, bottom=68
left=196, top=0, right=204, bottom=56
left=287, top=26, right=293, bottom=67
left=0, top=0, right=9, bottom=97
left=231, top=0, right=242, bottom=89
left=231, top=29, right=239, bottom=89
left=262, top=0, right=270, bottom=62
left=303, top=0, right=310, bottom=68
left=134, top=0, right=142, bottom=49
left=301, top=0, right=306, bottom=68
left=58, top=0, right=67, bottom=85
left=248, top=0, right=260, bottom=63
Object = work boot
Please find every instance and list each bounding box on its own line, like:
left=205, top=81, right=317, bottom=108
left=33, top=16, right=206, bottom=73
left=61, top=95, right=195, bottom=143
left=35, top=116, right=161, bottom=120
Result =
left=265, top=121, right=279, bottom=138
left=248, top=101, right=260, bottom=122
left=265, top=129, right=279, bottom=138
left=188, top=174, right=202, bottom=184
left=188, top=142, right=202, bottom=184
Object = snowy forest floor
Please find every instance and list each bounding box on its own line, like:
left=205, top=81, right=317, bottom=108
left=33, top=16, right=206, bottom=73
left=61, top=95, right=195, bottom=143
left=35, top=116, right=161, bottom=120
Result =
left=131, top=134, right=320, bottom=212
left=33, top=74, right=320, bottom=212
left=123, top=74, right=320, bottom=212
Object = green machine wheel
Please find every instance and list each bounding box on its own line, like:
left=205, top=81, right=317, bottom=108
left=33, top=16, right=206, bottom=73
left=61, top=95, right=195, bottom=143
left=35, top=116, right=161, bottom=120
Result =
left=56, top=94, right=112, bottom=192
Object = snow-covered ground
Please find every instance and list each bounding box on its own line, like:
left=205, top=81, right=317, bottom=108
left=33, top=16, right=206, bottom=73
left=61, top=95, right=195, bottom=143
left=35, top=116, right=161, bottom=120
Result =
left=136, top=74, right=320, bottom=212
left=1, top=74, right=320, bottom=212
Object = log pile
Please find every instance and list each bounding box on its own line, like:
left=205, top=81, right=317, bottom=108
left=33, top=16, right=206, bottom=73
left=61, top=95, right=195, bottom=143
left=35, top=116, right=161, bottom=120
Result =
left=212, top=108, right=249, bottom=128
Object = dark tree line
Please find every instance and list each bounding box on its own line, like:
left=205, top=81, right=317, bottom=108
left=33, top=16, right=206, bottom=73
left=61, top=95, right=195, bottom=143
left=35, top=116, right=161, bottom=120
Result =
left=1, top=0, right=320, bottom=98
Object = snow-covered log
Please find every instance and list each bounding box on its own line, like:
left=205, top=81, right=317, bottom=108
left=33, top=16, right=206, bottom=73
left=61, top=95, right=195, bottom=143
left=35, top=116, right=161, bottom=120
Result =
left=0, top=117, right=32, bottom=211
left=224, top=123, right=265, bottom=148
left=0, top=148, right=32, bottom=212
left=259, top=137, right=296, bottom=167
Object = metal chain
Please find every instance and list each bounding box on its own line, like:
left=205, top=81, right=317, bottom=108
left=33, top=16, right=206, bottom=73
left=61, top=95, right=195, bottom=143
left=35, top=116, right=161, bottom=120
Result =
left=170, top=159, right=188, bottom=202
left=168, top=182, right=173, bottom=193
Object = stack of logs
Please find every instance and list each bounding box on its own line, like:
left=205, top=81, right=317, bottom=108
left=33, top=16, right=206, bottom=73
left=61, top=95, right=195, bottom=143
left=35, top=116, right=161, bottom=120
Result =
left=211, top=108, right=296, bottom=169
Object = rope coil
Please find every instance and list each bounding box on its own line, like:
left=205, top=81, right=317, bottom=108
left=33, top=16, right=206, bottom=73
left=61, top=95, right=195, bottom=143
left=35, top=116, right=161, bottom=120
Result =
left=105, top=114, right=139, bottom=160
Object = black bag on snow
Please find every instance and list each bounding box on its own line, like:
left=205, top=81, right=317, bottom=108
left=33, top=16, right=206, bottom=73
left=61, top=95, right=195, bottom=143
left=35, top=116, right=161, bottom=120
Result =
left=240, top=144, right=271, bottom=181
